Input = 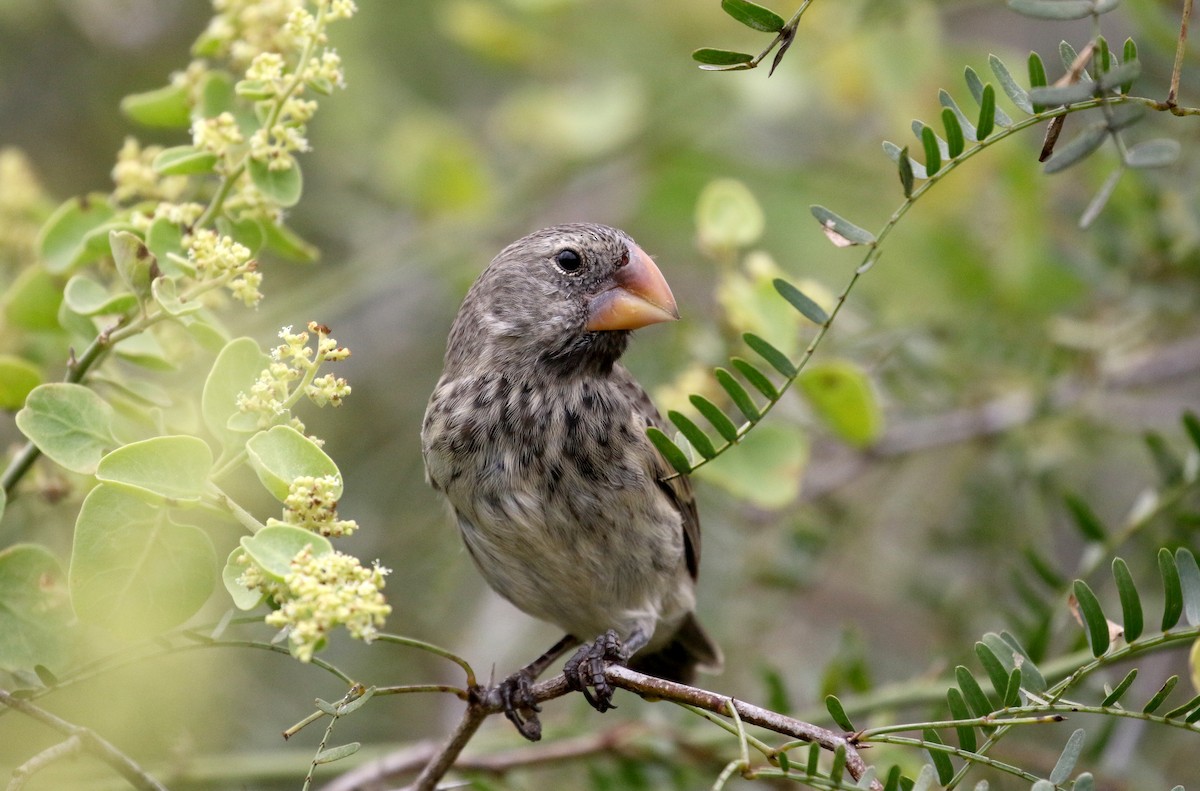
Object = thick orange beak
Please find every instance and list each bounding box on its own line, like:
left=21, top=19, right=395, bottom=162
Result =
left=585, top=244, right=679, bottom=331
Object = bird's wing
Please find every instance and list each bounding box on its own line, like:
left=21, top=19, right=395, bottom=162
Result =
left=614, top=365, right=701, bottom=581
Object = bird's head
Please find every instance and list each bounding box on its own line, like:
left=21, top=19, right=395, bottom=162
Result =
left=450, top=224, right=678, bottom=375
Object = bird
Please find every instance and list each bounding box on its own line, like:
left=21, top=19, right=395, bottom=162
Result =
left=421, top=223, right=722, bottom=740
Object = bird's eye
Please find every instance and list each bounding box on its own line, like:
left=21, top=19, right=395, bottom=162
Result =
left=555, top=248, right=582, bottom=273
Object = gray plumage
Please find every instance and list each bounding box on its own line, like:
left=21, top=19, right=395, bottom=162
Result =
left=422, top=224, right=721, bottom=686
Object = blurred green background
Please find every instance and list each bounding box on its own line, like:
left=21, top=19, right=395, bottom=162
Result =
left=1, top=0, right=1199, bottom=788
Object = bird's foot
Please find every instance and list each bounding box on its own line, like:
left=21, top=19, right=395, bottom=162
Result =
left=497, top=668, right=543, bottom=741
left=563, top=629, right=628, bottom=713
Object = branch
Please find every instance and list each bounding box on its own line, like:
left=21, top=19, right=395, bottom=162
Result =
left=389, top=665, right=882, bottom=791
left=0, top=689, right=166, bottom=791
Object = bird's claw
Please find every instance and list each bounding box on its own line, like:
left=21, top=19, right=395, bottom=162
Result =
left=498, top=669, right=543, bottom=741
left=563, top=629, right=627, bottom=713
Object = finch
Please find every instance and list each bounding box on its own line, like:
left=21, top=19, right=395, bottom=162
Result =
left=422, top=223, right=721, bottom=739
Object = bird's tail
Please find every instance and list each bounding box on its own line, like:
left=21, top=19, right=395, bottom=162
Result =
left=629, top=612, right=723, bottom=685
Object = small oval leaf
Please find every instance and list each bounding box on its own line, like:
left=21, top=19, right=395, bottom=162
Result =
left=692, top=48, right=755, bottom=66
left=646, top=426, right=692, bottom=474
left=721, top=0, right=786, bottom=32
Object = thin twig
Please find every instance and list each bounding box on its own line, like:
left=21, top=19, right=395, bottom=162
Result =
left=0, top=689, right=167, bottom=791
left=1168, top=0, right=1194, bottom=108
left=402, top=666, right=882, bottom=791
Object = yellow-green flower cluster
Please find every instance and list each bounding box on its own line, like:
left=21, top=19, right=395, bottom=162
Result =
left=184, top=228, right=262, bottom=307
left=237, top=322, right=351, bottom=429
left=252, top=545, right=390, bottom=662
left=111, top=137, right=188, bottom=204
left=0, top=148, right=49, bottom=268
left=191, top=112, right=245, bottom=175
left=267, top=474, right=357, bottom=537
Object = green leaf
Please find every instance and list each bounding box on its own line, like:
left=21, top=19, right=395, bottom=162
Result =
left=70, top=484, right=217, bottom=638
left=956, top=665, right=995, bottom=718
left=715, top=367, right=761, bottom=422
left=883, top=765, right=901, bottom=791
left=197, top=70, right=236, bottom=119
left=825, top=694, right=854, bottom=731
left=1008, top=0, right=1112, bottom=20
left=1163, top=692, right=1200, bottom=720
left=1101, top=668, right=1137, bottom=706
left=1142, top=675, right=1178, bottom=714
left=202, top=337, right=270, bottom=449
left=95, top=436, right=214, bottom=503
left=997, top=631, right=1047, bottom=694
left=0, top=545, right=73, bottom=672
left=667, top=411, right=716, bottom=460
left=939, top=90, right=978, bottom=141
left=731, top=357, right=779, bottom=400
left=113, top=328, right=176, bottom=371
left=743, top=332, right=796, bottom=377
left=1097, top=59, right=1140, bottom=91
left=1060, top=40, right=1085, bottom=75
left=1028, top=51, right=1049, bottom=112
left=337, top=686, right=377, bottom=715
left=689, top=395, right=740, bottom=444
left=1024, top=546, right=1066, bottom=589
left=62, top=275, right=137, bottom=317
left=1125, top=139, right=1181, bottom=169
left=974, top=642, right=1010, bottom=699
left=0, top=356, right=42, bottom=411
left=261, top=220, right=319, bottom=263
left=248, top=157, right=303, bottom=208
left=946, top=687, right=976, bottom=751
left=146, top=217, right=189, bottom=277
left=829, top=744, right=846, bottom=784
left=921, top=126, right=942, bottom=175
left=696, top=423, right=806, bottom=508
left=1112, top=557, right=1143, bottom=641
left=1144, top=431, right=1184, bottom=485
left=1121, top=38, right=1137, bottom=91
left=774, top=278, right=830, bottom=325
left=151, top=277, right=202, bottom=317
left=692, top=48, right=754, bottom=67
left=989, top=54, right=1034, bottom=114
left=1043, top=121, right=1108, bottom=174
left=922, top=730, right=953, bottom=785
left=1160, top=547, right=1184, bottom=630
left=217, top=215, right=266, bottom=256
left=1049, top=728, right=1084, bottom=784
left=797, top=360, right=883, bottom=448
left=1079, top=168, right=1124, bottom=230
left=1030, top=81, right=1099, bottom=107
left=1073, top=579, right=1111, bottom=656
left=808, top=206, right=875, bottom=248
left=942, top=108, right=965, bottom=158
left=3, top=267, right=64, bottom=331
left=883, top=141, right=928, bottom=179
left=152, top=145, right=218, bottom=176
left=222, top=548, right=264, bottom=610
left=120, top=83, right=191, bottom=128
left=1175, top=548, right=1200, bottom=627
left=239, top=524, right=333, bottom=581
left=897, top=146, right=914, bottom=197
left=109, top=230, right=156, bottom=306
left=721, top=0, right=785, bottom=32
left=37, top=195, right=116, bottom=274
left=647, top=426, right=693, bottom=474
left=965, top=68, right=1011, bottom=126
left=1182, top=411, right=1200, bottom=452
left=1064, top=493, right=1106, bottom=541
left=315, top=742, right=361, bottom=764
left=15, top=383, right=116, bottom=474
left=245, top=425, right=341, bottom=502
left=975, top=84, right=996, bottom=140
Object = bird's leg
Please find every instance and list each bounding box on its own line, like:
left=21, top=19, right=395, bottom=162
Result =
left=497, top=634, right=580, bottom=741
left=563, top=628, right=648, bottom=713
